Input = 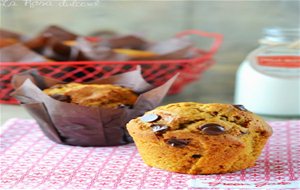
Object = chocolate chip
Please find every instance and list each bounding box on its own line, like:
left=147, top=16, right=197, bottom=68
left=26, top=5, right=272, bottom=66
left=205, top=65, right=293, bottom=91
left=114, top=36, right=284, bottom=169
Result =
left=151, top=124, right=169, bottom=133
left=192, top=154, right=202, bottom=158
left=233, top=104, right=248, bottom=111
left=166, top=138, right=190, bottom=147
left=233, top=116, right=241, bottom=120
left=199, top=123, right=225, bottom=135
left=140, top=114, right=160, bottom=123
left=211, top=111, right=218, bottom=116
left=220, top=115, right=228, bottom=121
left=259, top=131, right=268, bottom=136
left=240, top=120, right=250, bottom=128
left=50, top=94, right=71, bottom=103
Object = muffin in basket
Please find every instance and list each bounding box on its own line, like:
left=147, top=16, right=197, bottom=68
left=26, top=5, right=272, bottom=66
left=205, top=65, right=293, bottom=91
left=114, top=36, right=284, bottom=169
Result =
left=12, top=68, right=177, bottom=147
left=43, top=83, right=138, bottom=108
left=126, top=102, right=272, bottom=174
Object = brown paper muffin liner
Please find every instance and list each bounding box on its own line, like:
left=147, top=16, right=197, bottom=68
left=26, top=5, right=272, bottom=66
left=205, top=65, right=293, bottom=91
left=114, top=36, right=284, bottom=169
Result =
left=11, top=67, right=177, bottom=147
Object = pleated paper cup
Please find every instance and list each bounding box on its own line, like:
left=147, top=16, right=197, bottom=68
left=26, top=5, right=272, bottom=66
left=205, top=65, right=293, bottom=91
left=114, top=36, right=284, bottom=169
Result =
left=11, top=67, right=177, bottom=146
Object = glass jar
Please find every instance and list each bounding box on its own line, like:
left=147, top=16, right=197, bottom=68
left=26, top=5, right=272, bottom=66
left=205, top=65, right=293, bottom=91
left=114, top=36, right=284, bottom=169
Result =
left=251, top=27, right=300, bottom=78
left=259, top=28, right=300, bottom=46
left=234, top=27, right=300, bottom=116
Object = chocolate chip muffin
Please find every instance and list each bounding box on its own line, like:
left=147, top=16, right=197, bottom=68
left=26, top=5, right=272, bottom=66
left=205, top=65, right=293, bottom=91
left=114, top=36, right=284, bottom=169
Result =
left=43, top=83, right=138, bottom=108
left=126, top=102, right=272, bottom=174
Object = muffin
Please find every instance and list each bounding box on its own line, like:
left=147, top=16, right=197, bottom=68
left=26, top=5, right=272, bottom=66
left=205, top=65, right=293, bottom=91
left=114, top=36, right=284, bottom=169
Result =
left=113, top=49, right=157, bottom=59
left=43, top=83, right=138, bottom=108
left=126, top=102, right=272, bottom=174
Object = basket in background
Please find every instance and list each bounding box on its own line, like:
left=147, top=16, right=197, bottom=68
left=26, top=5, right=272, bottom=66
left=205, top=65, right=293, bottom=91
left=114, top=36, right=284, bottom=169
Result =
left=0, top=30, right=223, bottom=104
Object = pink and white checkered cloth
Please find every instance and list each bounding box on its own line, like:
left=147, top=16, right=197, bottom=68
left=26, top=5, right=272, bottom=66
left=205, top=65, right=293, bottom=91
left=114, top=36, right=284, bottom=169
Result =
left=1, top=119, right=299, bottom=190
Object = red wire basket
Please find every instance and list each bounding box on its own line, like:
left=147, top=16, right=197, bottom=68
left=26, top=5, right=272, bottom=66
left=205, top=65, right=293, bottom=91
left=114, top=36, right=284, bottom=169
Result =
left=0, top=30, right=222, bottom=104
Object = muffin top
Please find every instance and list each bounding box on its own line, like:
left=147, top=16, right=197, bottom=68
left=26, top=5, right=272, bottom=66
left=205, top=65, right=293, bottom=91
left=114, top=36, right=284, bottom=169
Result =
left=128, top=102, right=272, bottom=141
left=43, top=83, right=138, bottom=108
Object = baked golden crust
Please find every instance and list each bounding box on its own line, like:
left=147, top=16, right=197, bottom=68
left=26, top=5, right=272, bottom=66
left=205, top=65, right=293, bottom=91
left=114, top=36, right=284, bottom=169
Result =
left=126, top=102, right=272, bottom=174
left=43, top=83, right=138, bottom=108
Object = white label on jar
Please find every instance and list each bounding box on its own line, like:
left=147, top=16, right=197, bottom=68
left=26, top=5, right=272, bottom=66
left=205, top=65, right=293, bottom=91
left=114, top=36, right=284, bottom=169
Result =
left=251, top=46, right=300, bottom=78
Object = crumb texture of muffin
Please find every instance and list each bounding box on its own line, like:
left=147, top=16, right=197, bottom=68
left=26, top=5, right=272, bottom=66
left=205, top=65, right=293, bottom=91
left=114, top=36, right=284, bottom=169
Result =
left=126, top=102, right=273, bottom=174
left=43, top=83, right=138, bottom=108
